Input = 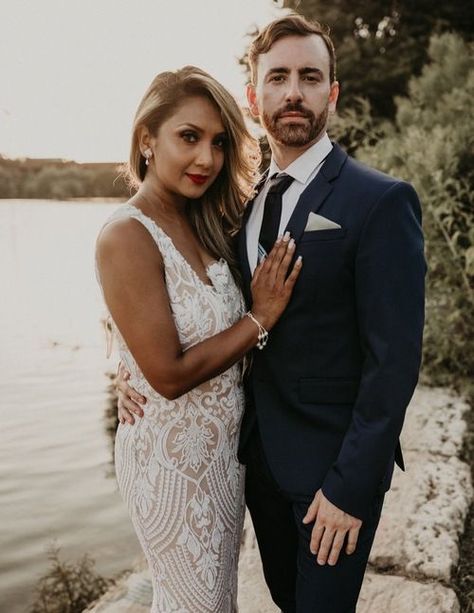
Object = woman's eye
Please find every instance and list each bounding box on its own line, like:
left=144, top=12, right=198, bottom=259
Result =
left=181, top=131, right=198, bottom=143
left=213, top=136, right=227, bottom=149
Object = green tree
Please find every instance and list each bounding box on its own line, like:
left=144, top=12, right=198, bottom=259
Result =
left=354, top=33, right=474, bottom=382
left=25, top=166, right=88, bottom=199
left=0, top=165, right=16, bottom=197
left=0, top=157, right=129, bottom=199
left=279, top=1, right=474, bottom=117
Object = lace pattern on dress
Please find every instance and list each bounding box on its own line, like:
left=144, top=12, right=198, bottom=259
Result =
left=97, top=204, right=246, bottom=613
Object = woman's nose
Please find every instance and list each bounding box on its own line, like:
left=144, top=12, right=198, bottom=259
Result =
left=195, top=144, right=213, bottom=169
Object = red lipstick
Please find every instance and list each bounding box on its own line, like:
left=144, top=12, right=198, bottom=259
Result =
left=186, top=174, right=209, bottom=185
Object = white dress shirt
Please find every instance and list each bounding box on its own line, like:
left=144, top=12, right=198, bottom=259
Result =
left=246, top=132, right=333, bottom=273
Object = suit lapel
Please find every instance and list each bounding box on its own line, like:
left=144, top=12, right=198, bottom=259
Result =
left=237, top=170, right=269, bottom=304
left=238, top=203, right=253, bottom=304
left=238, top=144, right=348, bottom=300
left=284, top=143, right=348, bottom=244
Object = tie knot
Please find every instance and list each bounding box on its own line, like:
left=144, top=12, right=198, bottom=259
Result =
left=268, top=173, right=294, bottom=196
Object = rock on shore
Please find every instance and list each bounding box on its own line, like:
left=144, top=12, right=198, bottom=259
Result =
left=87, top=386, right=472, bottom=613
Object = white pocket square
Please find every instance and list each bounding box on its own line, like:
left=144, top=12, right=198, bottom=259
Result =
left=304, top=212, right=342, bottom=231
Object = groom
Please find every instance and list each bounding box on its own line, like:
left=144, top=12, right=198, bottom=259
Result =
left=117, top=14, right=425, bottom=612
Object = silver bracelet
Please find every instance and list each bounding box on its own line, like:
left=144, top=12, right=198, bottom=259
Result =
left=246, top=311, right=269, bottom=350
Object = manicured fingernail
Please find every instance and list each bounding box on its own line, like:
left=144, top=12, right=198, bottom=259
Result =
left=288, top=238, right=295, bottom=249
left=296, top=255, right=303, bottom=264
left=283, top=231, right=290, bottom=241
left=317, top=559, right=325, bottom=566
left=139, top=397, right=146, bottom=404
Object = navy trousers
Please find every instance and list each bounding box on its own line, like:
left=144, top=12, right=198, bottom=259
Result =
left=244, top=429, right=384, bottom=613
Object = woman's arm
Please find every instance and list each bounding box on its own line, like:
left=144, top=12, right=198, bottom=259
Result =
left=96, top=218, right=300, bottom=400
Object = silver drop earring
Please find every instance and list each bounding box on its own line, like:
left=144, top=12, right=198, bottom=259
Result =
left=144, top=148, right=153, bottom=166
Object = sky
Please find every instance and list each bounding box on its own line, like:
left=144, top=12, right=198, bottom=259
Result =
left=0, top=0, right=282, bottom=162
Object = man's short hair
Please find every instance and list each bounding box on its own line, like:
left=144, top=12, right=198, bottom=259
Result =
left=248, top=14, right=336, bottom=85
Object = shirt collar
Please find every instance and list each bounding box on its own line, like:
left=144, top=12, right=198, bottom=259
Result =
left=268, top=132, right=333, bottom=185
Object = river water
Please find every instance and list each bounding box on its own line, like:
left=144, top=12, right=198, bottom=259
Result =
left=0, top=200, right=141, bottom=612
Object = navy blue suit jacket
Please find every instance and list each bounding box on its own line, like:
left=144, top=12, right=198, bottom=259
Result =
left=237, top=143, right=426, bottom=521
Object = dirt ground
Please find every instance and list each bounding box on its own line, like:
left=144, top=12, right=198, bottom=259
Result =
left=453, top=398, right=474, bottom=612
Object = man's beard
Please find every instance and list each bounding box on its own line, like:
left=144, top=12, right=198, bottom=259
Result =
left=262, top=102, right=328, bottom=147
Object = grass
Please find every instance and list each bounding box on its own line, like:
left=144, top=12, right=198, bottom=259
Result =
left=29, top=545, right=115, bottom=613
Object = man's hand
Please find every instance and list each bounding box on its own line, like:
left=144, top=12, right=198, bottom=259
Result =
left=115, top=362, right=147, bottom=425
left=302, top=489, right=362, bottom=566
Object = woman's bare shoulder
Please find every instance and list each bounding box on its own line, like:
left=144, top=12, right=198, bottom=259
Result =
left=96, top=212, right=162, bottom=269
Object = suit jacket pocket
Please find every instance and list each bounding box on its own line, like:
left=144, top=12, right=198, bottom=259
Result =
left=300, top=228, right=346, bottom=242
left=299, top=377, right=359, bottom=404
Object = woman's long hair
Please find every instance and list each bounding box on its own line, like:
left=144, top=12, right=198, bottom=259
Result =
left=127, top=66, right=261, bottom=283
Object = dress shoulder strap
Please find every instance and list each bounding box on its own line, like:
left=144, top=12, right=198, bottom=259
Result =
left=95, top=203, right=169, bottom=359
left=102, top=203, right=179, bottom=265
left=102, top=203, right=163, bottom=244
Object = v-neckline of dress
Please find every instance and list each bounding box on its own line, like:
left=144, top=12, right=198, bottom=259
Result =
left=126, top=203, right=226, bottom=291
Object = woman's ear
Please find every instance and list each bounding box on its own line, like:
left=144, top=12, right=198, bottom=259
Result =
left=137, top=125, right=152, bottom=154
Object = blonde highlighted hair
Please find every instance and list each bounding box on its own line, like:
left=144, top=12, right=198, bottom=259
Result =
left=127, top=66, right=260, bottom=283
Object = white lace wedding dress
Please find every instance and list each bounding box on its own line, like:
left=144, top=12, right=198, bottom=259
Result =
left=97, top=204, right=246, bottom=612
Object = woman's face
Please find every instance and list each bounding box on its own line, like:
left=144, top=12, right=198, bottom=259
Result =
left=147, top=95, right=227, bottom=199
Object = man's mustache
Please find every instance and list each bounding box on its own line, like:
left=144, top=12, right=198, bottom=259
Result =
left=274, top=104, right=314, bottom=120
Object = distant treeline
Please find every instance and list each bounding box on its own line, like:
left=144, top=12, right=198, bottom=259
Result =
left=0, top=156, right=130, bottom=199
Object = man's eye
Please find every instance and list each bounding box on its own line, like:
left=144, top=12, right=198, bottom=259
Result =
left=270, top=75, right=285, bottom=82
left=181, top=131, right=198, bottom=142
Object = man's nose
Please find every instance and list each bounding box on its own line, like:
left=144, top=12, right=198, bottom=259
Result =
left=285, top=76, right=303, bottom=103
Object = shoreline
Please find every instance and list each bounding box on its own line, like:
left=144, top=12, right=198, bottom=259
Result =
left=0, top=197, right=127, bottom=203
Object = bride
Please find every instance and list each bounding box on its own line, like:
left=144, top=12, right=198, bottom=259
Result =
left=95, top=66, right=301, bottom=612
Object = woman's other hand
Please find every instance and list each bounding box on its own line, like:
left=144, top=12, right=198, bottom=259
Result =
left=115, top=361, right=147, bottom=425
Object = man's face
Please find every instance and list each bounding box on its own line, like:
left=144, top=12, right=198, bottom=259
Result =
left=247, top=34, right=339, bottom=148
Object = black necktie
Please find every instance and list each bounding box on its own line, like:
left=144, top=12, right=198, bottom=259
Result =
left=258, top=174, right=295, bottom=261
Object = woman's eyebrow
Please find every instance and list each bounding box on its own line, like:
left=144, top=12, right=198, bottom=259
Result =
left=176, top=122, right=203, bottom=131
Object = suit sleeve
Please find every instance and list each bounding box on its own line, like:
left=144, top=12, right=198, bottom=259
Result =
left=321, top=180, right=426, bottom=520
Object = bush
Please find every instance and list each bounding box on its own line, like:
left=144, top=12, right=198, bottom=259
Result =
left=30, top=545, right=114, bottom=613
left=0, top=157, right=129, bottom=199
left=335, top=33, right=474, bottom=385
left=282, top=0, right=474, bottom=118
left=329, top=97, right=389, bottom=155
